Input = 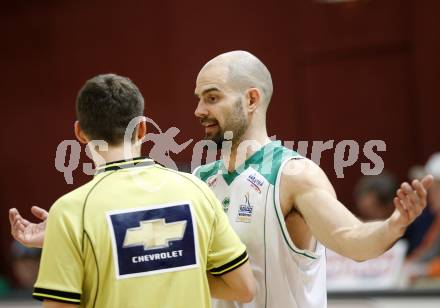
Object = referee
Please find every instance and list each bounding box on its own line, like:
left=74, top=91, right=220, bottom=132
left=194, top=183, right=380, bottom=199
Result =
left=30, top=74, right=255, bottom=308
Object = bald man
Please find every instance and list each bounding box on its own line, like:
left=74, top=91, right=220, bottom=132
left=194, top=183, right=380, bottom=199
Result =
left=10, top=51, right=433, bottom=308
left=192, top=50, right=432, bottom=308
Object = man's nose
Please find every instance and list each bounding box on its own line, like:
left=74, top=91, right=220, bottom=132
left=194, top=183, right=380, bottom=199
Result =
left=194, top=101, right=208, bottom=118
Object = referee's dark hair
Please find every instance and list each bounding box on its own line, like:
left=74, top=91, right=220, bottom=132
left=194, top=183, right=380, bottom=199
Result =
left=354, top=171, right=399, bottom=206
left=76, top=74, right=144, bottom=145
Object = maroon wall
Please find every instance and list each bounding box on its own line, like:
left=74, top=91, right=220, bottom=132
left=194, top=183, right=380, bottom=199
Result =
left=1, top=0, right=439, bottom=279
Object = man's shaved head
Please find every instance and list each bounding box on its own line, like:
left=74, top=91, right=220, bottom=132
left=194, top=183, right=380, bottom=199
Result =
left=195, top=51, right=273, bottom=147
left=199, top=50, right=273, bottom=107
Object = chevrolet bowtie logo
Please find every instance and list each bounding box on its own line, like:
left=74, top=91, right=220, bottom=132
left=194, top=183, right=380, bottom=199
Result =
left=123, top=219, right=187, bottom=250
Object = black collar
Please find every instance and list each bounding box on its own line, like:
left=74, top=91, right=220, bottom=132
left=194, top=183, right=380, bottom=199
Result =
left=95, top=157, right=154, bottom=174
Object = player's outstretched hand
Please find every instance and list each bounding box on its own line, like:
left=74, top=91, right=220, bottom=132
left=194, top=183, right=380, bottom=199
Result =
left=9, top=206, right=48, bottom=248
left=389, top=175, right=434, bottom=234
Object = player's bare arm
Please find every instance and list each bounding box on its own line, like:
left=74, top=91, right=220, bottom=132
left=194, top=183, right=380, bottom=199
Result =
left=9, top=206, right=47, bottom=248
left=280, top=158, right=433, bottom=261
left=207, top=260, right=255, bottom=303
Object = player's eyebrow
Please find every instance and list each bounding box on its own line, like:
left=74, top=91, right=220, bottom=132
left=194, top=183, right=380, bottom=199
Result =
left=202, top=87, right=220, bottom=95
left=195, top=87, right=220, bottom=98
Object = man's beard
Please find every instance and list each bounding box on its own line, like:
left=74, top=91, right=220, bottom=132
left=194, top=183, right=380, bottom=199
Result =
left=205, top=99, right=248, bottom=149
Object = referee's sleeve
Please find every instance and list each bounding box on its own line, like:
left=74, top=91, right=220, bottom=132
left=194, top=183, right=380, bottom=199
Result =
left=206, top=193, right=248, bottom=276
left=33, top=198, right=83, bottom=304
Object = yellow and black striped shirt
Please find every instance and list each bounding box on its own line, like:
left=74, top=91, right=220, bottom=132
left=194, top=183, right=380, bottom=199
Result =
left=33, top=157, right=247, bottom=307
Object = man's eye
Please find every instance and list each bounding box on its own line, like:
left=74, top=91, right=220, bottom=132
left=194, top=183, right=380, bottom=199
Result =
left=207, top=96, right=218, bottom=103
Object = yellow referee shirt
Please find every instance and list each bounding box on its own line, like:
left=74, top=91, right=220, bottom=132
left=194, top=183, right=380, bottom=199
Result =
left=33, top=157, right=248, bottom=308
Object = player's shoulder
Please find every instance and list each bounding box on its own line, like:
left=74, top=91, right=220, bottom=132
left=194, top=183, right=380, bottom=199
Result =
left=281, top=157, right=335, bottom=194
left=192, top=160, right=222, bottom=182
left=273, top=143, right=302, bottom=160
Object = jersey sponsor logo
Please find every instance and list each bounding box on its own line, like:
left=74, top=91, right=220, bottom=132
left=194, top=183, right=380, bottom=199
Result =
left=246, top=173, right=264, bottom=194
left=236, top=192, right=253, bottom=223
left=107, top=203, right=199, bottom=279
left=123, top=219, right=187, bottom=250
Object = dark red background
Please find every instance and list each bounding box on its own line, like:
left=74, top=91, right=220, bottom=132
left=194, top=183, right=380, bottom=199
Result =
left=1, top=0, right=439, bottom=280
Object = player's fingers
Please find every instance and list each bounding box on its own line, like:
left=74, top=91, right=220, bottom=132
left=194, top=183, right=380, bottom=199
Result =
left=9, top=208, right=18, bottom=226
left=12, top=216, right=25, bottom=231
left=401, top=193, right=417, bottom=220
left=394, top=197, right=408, bottom=219
left=398, top=189, right=418, bottom=220
left=11, top=221, right=26, bottom=242
left=9, top=208, right=23, bottom=222
left=31, top=206, right=48, bottom=220
left=413, top=179, right=427, bottom=202
left=9, top=209, right=26, bottom=231
left=14, top=210, right=29, bottom=223
left=20, top=218, right=30, bottom=227
left=16, top=221, right=26, bottom=233
left=393, top=197, right=401, bottom=211
left=397, top=189, right=408, bottom=210
left=412, top=180, right=427, bottom=209
left=402, top=182, right=421, bottom=208
left=401, top=183, right=420, bottom=208
left=421, top=175, right=434, bottom=190
left=401, top=182, right=413, bottom=194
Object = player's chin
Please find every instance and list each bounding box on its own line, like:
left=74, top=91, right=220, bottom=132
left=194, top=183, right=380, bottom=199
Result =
left=204, top=133, right=224, bottom=147
left=205, top=130, right=217, bottom=137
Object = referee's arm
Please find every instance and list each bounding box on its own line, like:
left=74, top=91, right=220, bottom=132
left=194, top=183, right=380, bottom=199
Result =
left=207, top=260, right=255, bottom=303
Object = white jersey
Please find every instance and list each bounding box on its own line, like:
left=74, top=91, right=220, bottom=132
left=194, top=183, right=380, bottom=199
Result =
left=194, top=141, right=327, bottom=308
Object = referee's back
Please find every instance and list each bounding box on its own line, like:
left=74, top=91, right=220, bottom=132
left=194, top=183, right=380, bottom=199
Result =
left=33, top=158, right=248, bottom=307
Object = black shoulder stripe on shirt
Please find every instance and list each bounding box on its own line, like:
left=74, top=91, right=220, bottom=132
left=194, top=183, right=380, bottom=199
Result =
left=33, top=287, right=81, bottom=304
left=210, top=250, right=248, bottom=276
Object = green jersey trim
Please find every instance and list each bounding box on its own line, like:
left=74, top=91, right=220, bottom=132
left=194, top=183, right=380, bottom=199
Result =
left=273, top=158, right=318, bottom=260
left=222, top=141, right=281, bottom=185
left=263, top=183, right=269, bottom=308
left=195, top=141, right=301, bottom=186
left=196, top=160, right=222, bottom=182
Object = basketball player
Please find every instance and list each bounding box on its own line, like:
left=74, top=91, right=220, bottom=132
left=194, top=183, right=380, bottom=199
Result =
left=191, top=51, right=432, bottom=308
left=10, top=52, right=433, bottom=308
left=12, top=74, right=255, bottom=307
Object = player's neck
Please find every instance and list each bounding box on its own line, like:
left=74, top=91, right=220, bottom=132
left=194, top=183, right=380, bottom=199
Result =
left=87, top=142, right=142, bottom=166
left=222, top=129, right=271, bottom=172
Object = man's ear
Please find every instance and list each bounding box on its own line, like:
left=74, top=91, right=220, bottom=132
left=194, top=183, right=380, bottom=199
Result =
left=246, top=88, right=261, bottom=113
left=136, top=118, right=147, bottom=141
left=74, top=121, right=89, bottom=144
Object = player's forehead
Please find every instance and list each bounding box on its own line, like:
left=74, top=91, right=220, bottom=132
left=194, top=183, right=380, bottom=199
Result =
left=194, top=64, right=231, bottom=96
